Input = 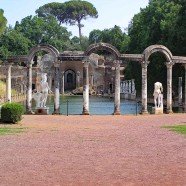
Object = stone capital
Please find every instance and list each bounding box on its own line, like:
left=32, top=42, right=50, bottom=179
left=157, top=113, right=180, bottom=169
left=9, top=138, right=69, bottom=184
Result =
left=165, top=62, right=173, bottom=69
left=77, top=71, right=80, bottom=76
left=83, top=61, right=89, bottom=68
left=26, top=63, right=32, bottom=68
left=54, top=61, right=60, bottom=68
left=113, top=60, right=122, bottom=67
left=141, top=61, right=149, bottom=68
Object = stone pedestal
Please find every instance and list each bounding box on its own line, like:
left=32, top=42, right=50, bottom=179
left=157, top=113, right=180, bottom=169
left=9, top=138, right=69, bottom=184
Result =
left=35, top=107, right=49, bottom=115
left=152, top=107, right=163, bottom=115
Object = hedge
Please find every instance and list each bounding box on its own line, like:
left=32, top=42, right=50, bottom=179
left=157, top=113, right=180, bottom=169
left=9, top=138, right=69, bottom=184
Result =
left=1, top=103, right=24, bottom=124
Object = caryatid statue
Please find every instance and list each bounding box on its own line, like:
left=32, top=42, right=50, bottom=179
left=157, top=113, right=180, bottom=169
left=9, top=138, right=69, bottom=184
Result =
left=153, top=82, right=163, bottom=108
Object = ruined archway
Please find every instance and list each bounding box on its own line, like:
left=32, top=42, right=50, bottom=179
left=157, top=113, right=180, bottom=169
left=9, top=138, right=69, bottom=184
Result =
left=143, top=45, right=173, bottom=63
left=85, top=42, right=121, bottom=60
left=27, top=44, right=59, bottom=63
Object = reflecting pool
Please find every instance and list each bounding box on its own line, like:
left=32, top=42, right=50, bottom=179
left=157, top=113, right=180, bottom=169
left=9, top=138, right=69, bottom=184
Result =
left=33, top=95, right=141, bottom=115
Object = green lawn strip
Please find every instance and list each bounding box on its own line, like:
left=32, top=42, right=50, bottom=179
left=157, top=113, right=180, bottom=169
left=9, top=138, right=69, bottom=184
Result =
left=0, top=126, right=28, bottom=136
left=163, top=125, right=186, bottom=135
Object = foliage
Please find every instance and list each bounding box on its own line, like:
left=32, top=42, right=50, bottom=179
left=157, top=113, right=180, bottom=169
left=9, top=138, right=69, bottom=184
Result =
left=0, top=9, right=7, bottom=36
left=1, top=103, right=24, bottom=124
left=125, top=0, right=186, bottom=95
left=89, top=26, right=130, bottom=53
left=15, top=15, right=72, bottom=51
left=36, top=0, right=98, bottom=45
left=0, top=29, right=32, bottom=60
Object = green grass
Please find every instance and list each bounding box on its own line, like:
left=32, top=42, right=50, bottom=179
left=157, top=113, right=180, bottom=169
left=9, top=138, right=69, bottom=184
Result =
left=163, top=125, right=186, bottom=135
left=0, top=127, right=27, bottom=136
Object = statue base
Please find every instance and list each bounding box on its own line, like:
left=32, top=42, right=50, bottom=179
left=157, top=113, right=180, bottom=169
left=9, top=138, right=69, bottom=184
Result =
left=35, top=107, right=49, bottom=115
left=152, top=107, right=163, bottom=115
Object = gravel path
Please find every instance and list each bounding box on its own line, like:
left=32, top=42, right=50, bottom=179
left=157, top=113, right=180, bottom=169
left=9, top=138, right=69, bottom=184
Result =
left=0, top=114, right=185, bottom=186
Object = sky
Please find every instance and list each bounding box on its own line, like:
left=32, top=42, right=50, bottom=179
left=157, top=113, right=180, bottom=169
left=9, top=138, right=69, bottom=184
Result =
left=0, top=0, right=149, bottom=37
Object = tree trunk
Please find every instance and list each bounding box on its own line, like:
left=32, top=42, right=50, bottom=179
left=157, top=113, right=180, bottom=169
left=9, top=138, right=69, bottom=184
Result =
left=78, top=21, right=82, bottom=47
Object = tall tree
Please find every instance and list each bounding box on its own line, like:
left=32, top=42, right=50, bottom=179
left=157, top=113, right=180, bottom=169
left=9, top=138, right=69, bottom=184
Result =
left=0, top=9, right=7, bottom=36
left=0, top=29, right=32, bottom=60
left=126, top=0, right=185, bottom=95
left=15, top=15, right=72, bottom=51
left=36, top=0, right=98, bottom=46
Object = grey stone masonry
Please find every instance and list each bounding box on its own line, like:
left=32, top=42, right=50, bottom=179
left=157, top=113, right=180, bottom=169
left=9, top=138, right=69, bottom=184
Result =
left=6, top=64, right=12, bottom=102
left=141, top=62, right=149, bottom=114
left=82, top=60, right=90, bottom=115
left=26, top=63, right=33, bottom=114
left=53, top=62, right=60, bottom=114
left=166, top=63, right=173, bottom=114
left=113, top=60, right=121, bottom=115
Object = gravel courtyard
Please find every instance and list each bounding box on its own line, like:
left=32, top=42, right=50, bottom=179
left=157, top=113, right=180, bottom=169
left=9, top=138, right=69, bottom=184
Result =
left=0, top=114, right=185, bottom=186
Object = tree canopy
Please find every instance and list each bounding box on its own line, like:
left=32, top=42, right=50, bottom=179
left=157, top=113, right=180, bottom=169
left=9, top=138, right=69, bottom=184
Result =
left=36, top=0, right=98, bottom=46
left=125, top=0, right=186, bottom=95
left=0, top=9, right=7, bottom=36
left=89, top=26, right=130, bottom=53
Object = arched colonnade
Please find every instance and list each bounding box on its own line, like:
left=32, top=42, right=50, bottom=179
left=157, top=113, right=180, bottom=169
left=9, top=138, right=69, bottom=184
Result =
left=7, top=43, right=186, bottom=114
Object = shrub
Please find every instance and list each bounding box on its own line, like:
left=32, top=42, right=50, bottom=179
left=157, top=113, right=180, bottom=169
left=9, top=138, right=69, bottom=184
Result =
left=1, top=103, right=24, bottom=124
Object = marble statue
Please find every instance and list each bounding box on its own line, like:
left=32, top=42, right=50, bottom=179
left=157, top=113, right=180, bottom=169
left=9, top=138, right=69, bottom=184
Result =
left=153, top=82, right=163, bottom=108
left=32, top=90, right=43, bottom=108
left=33, top=73, right=51, bottom=108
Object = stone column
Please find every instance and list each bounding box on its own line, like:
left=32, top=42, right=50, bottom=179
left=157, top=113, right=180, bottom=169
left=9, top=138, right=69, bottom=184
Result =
left=61, top=71, right=65, bottom=95
left=53, top=62, right=60, bottom=114
left=113, top=60, right=121, bottom=115
left=26, top=63, right=33, bottom=114
left=48, top=74, right=53, bottom=90
left=184, top=64, right=186, bottom=112
left=6, top=64, right=12, bottom=102
left=178, top=77, right=182, bottom=107
left=82, top=60, right=90, bottom=115
left=90, top=74, right=94, bottom=88
left=141, top=62, right=149, bottom=114
left=76, top=71, right=80, bottom=88
left=166, top=63, right=173, bottom=114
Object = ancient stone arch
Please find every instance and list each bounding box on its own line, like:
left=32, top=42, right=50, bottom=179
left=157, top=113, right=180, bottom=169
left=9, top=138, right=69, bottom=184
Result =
left=27, top=44, right=59, bottom=63
left=85, top=42, right=121, bottom=59
left=143, top=45, right=173, bottom=63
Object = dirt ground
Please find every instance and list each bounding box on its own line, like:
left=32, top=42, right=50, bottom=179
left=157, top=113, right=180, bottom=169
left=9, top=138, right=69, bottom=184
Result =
left=0, top=114, right=185, bottom=186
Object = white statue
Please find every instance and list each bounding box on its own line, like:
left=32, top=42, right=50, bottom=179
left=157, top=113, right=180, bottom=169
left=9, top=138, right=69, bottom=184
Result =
left=33, top=73, right=51, bottom=108
left=40, top=73, right=51, bottom=107
left=153, top=82, right=163, bottom=108
left=32, top=90, right=43, bottom=108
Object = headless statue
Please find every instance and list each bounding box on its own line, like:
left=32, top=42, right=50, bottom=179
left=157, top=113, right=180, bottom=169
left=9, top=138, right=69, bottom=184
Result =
left=153, top=82, right=163, bottom=108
